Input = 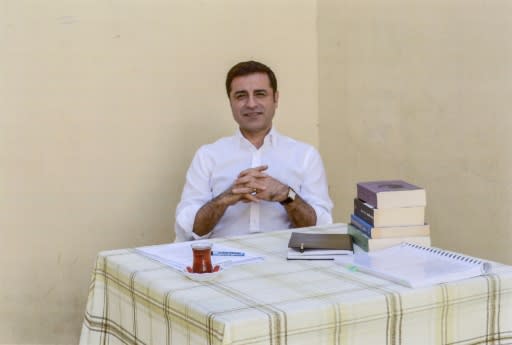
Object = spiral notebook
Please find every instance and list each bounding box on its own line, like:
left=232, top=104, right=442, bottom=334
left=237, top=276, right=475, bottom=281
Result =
left=335, top=242, right=492, bottom=288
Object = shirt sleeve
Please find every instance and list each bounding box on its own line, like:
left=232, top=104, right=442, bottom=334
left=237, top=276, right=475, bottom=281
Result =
left=174, top=146, right=214, bottom=242
left=299, top=146, right=333, bottom=225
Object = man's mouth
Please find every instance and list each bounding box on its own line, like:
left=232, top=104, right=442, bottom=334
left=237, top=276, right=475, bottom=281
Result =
left=243, top=112, right=262, bottom=117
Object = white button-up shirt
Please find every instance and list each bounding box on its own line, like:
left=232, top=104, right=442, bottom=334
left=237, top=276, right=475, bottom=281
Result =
left=174, top=128, right=333, bottom=241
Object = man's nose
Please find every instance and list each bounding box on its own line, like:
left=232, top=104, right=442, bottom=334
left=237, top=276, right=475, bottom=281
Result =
left=246, top=95, right=257, bottom=108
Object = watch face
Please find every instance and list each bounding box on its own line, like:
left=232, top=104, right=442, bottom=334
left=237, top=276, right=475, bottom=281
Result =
left=288, top=188, right=296, bottom=200
left=281, top=187, right=296, bottom=205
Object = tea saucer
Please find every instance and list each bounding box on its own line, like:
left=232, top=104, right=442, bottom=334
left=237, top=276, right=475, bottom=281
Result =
left=183, top=267, right=224, bottom=282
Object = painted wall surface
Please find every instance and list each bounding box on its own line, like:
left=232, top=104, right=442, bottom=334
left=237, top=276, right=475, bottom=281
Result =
left=318, top=0, right=512, bottom=263
left=0, top=1, right=318, bottom=343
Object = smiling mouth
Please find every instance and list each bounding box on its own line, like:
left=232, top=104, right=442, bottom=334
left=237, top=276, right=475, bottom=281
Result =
left=243, top=112, right=262, bottom=117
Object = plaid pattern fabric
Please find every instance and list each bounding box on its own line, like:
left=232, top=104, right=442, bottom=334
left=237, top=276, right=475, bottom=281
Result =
left=80, top=224, right=512, bottom=345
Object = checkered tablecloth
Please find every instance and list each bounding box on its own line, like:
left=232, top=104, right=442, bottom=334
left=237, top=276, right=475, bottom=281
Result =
left=79, top=224, right=512, bottom=345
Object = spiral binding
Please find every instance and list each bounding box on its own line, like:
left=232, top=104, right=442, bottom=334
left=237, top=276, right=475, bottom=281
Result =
left=402, top=242, right=484, bottom=265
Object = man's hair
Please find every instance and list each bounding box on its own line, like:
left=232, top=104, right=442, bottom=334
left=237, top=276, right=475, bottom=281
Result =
left=225, top=60, right=278, bottom=97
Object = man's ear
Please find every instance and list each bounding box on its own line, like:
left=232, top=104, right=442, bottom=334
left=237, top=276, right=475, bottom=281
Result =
left=273, top=90, right=279, bottom=106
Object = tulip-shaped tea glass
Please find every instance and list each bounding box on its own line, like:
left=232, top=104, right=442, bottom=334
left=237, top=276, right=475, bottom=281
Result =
left=190, top=242, right=213, bottom=273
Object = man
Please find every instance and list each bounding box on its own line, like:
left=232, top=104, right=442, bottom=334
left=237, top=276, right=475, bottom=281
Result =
left=175, top=60, right=332, bottom=241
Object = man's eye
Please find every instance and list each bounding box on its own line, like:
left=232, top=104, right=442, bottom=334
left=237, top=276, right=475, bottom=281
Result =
left=236, top=94, right=246, bottom=100
left=255, top=91, right=267, bottom=97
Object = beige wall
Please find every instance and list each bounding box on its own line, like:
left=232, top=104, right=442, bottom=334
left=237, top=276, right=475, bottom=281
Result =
left=0, top=1, right=318, bottom=343
left=318, top=0, right=512, bottom=263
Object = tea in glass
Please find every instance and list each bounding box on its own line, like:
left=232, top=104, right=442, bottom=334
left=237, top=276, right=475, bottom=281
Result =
left=191, top=242, right=213, bottom=273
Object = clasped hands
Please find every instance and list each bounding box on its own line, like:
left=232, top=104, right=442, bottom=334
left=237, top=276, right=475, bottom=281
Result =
left=222, top=165, right=289, bottom=205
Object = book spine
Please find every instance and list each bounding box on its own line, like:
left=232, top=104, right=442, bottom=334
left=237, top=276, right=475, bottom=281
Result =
left=357, top=184, right=378, bottom=207
left=370, top=224, right=430, bottom=239
left=353, top=198, right=375, bottom=226
left=347, top=224, right=369, bottom=251
left=350, top=213, right=372, bottom=237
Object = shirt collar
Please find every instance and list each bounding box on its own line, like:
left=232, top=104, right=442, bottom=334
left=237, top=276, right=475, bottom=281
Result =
left=236, top=127, right=279, bottom=149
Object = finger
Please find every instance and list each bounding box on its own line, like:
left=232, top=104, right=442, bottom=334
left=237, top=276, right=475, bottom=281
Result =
left=242, top=193, right=260, bottom=202
left=251, top=183, right=267, bottom=191
left=238, top=165, right=268, bottom=177
left=235, top=175, right=268, bottom=185
left=254, top=185, right=279, bottom=200
left=247, top=184, right=268, bottom=194
left=237, top=172, right=268, bottom=181
left=231, top=187, right=246, bottom=195
left=232, top=186, right=263, bottom=195
left=233, top=183, right=271, bottom=198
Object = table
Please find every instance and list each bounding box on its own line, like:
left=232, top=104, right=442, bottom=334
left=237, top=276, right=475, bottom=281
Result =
left=80, top=223, right=512, bottom=345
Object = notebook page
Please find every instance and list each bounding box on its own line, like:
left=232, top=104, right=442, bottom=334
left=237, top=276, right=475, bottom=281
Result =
left=135, top=241, right=264, bottom=270
left=336, top=243, right=491, bottom=288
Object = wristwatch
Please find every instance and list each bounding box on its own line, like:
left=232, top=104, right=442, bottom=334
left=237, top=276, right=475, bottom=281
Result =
left=280, top=187, right=297, bottom=205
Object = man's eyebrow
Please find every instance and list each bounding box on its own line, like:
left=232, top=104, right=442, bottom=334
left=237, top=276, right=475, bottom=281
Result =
left=232, top=89, right=269, bottom=96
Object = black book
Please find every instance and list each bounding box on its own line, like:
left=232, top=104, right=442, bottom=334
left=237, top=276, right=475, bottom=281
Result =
left=287, top=232, right=353, bottom=260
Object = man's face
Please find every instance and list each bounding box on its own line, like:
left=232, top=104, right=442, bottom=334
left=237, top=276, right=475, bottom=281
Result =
left=229, top=72, right=279, bottom=137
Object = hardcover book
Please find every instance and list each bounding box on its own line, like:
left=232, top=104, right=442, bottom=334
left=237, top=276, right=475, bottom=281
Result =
left=357, top=180, right=426, bottom=208
left=354, top=198, right=425, bottom=227
left=350, top=213, right=430, bottom=239
left=347, top=224, right=431, bottom=252
left=287, top=232, right=353, bottom=260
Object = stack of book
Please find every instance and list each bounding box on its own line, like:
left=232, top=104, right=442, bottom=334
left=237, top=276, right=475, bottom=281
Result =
left=348, top=180, right=431, bottom=251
